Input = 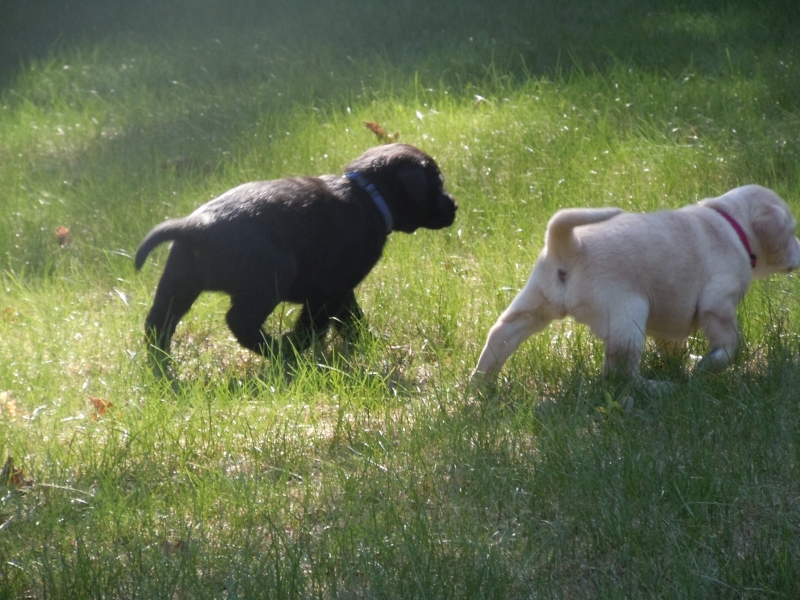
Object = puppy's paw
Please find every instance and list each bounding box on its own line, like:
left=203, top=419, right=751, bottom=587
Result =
left=468, top=368, right=489, bottom=385
left=148, top=360, right=175, bottom=381
left=468, top=369, right=504, bottom=400
left=273, top=334, right=301, bottom=362
left=336, top=321, right=378, bottom=353
left=145, top=346, right=175, bottom=381
left=694, top=348, right=735, bottom=373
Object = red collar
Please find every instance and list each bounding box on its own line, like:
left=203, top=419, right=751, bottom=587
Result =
left=710, top=206, right=756, bottom=268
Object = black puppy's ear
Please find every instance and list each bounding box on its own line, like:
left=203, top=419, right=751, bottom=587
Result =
left=396, top=167, right=429, bottom=202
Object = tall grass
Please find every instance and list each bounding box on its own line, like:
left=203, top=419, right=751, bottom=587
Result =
left=1, top=0, right=800, bottom=597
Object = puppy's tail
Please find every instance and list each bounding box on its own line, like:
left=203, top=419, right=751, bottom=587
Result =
left=135, top=219, right=192, bottom=270
left=545, top=207, right=624, bottom=261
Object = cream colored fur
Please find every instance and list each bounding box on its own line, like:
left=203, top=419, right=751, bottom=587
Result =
left=474, top=185, right=800, bottom=381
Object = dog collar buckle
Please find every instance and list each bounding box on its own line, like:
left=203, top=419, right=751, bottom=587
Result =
left=345, top=171, right=393, bottom=233
left=710, top=206, right=757, bottom=268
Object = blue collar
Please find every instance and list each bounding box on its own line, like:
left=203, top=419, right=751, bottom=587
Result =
left=345, top=171, right=393, bottom=233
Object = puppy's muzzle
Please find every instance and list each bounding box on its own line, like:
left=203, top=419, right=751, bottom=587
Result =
left=429, top=193, right=458, bottom=229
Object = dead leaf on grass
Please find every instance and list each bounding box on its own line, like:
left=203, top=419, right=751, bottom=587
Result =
left=55, top=226, right=71, bottom=247
left=0, top=456, right=32, bottom=488
left=89, top=396, right=112, bottom=419
left=364, top=121, right=399, bottom=143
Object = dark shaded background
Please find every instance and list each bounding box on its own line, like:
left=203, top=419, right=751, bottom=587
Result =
left=3, top=0, right=799, bottom=90
left=2, top=0, right=799, bottom=277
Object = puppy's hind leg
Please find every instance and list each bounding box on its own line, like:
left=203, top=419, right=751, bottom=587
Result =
left=144, top=244, right=203, bottom=364
left=474, top=275, right=561, bottom=377
left=226, top=292, right=282, bottom=357
left=600, top=298, right=649, bottom=380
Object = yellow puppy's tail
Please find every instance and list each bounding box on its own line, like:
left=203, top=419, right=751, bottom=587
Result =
left=545, top=207, right=624, bottom=261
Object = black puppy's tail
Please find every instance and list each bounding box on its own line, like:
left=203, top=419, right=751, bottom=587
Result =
left=135, top=219, right=192, bottom=270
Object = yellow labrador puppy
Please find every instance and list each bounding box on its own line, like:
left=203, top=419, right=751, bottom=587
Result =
left=474, top=185, right=800, bottom=381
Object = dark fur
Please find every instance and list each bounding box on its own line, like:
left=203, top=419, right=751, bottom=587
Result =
left=136, top=143, right=457, bottom=362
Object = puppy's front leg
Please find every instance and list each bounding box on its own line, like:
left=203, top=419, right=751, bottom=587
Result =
left=696, top=306, right=740, bottom=372
left=330, top=291, right=368, bottom=343
left=285, top=299, right=337, bottom=354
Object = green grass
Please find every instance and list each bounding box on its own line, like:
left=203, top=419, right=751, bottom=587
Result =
left=2, top=0, right=800, bottom=597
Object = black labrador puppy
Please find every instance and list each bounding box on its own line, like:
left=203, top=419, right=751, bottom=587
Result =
left=135, top=143, right=457, bottom=363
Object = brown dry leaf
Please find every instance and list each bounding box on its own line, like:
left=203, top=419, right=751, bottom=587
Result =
left=2, top=307, right=15, bottom=322
left=0, top=456, right=31, bottom=488
left=55, top=226, right=71, bottom=247
left=89, top=396, right=112, bottom=419
left=364, top=121, right=399, bottom=143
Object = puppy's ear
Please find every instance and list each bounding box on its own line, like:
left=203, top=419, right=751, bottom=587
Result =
left=753, top=203, right=792, bottom=263
left=397, top=167, right=429, bottom=202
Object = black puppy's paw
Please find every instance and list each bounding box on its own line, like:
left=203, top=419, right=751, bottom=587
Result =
left=144, top=341, right=175, bottom=379
left=270, top=332, right=314, bottom=363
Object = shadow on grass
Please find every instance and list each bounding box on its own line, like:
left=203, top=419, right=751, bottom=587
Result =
left=3, top=0, right=799, bottom=279
left=3, top=0, right=799, bottom=88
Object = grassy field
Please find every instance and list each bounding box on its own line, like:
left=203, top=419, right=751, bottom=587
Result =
left=2, top=0, right=800, bottom=597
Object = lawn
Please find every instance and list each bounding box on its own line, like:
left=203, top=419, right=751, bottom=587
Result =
left=1, top=0, right=800, bottom=597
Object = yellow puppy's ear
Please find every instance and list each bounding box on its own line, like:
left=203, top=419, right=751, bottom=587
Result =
left=752, top=202, right=791, bottom=264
